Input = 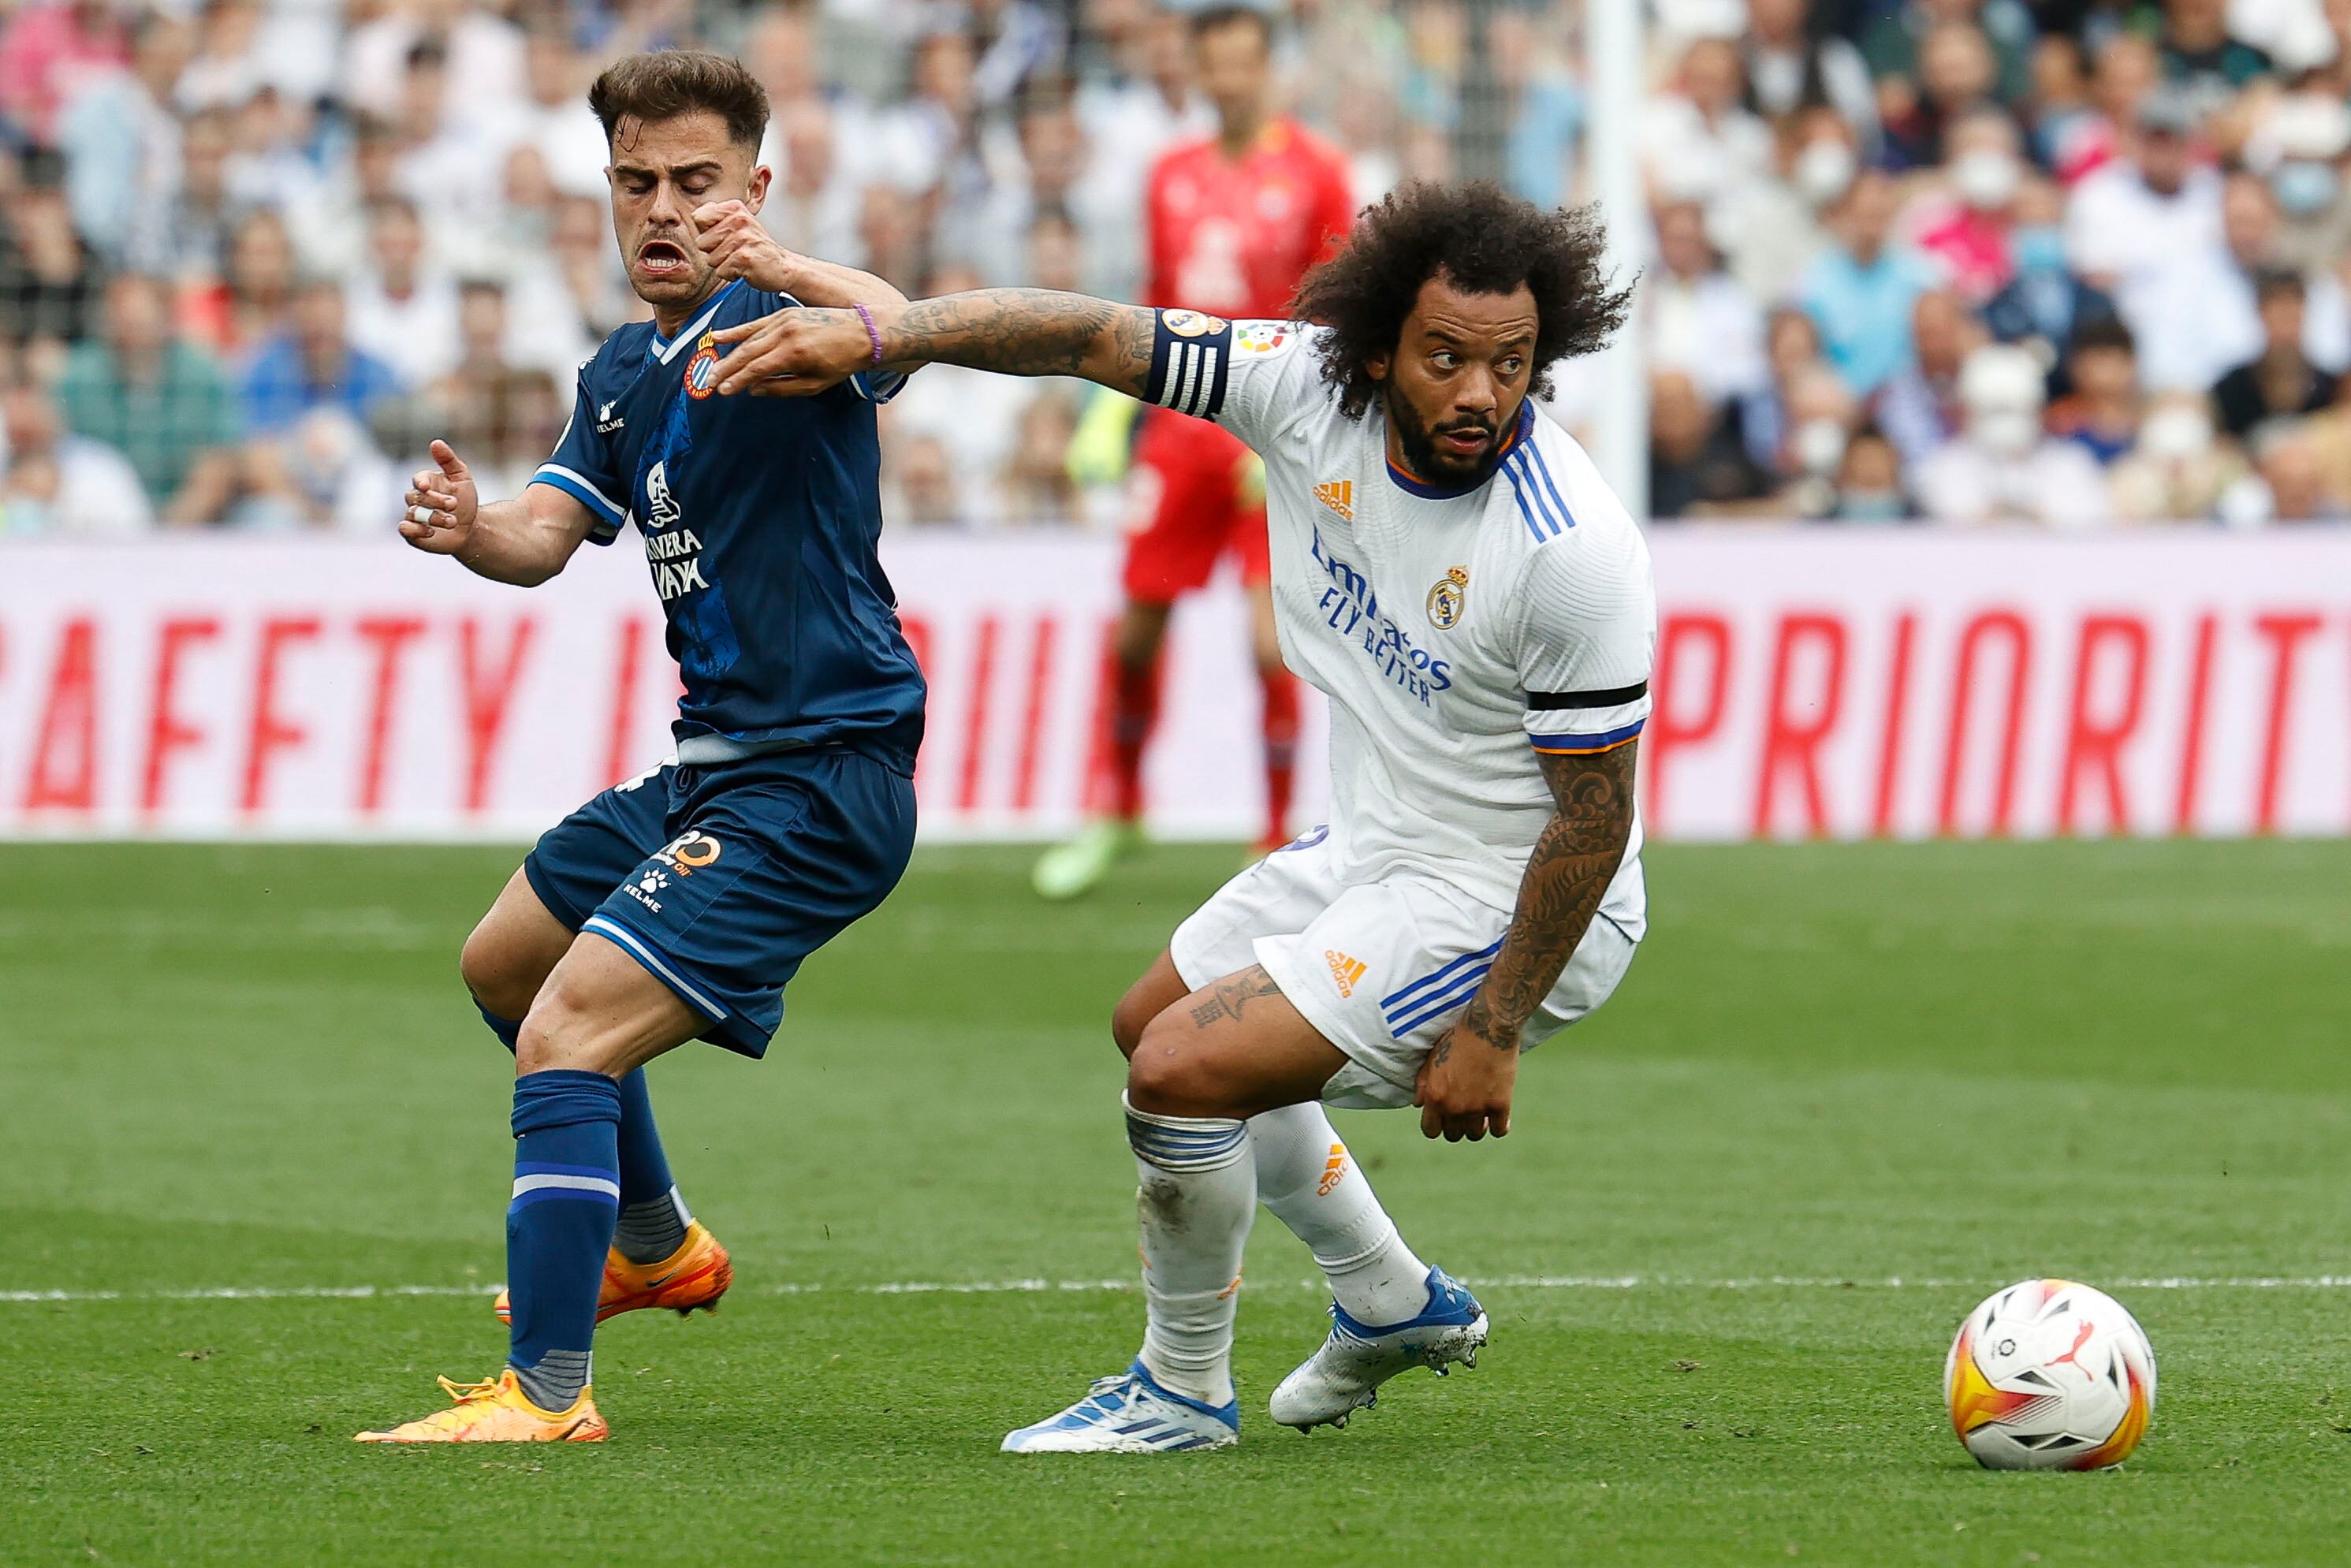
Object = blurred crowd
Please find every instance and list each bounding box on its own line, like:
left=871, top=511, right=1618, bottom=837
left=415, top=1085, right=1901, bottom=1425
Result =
left=0, top=0, right=2346, bottom=534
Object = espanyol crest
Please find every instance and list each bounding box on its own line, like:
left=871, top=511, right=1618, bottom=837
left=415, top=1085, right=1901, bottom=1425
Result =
left=684, top=330, right=721, bottom=399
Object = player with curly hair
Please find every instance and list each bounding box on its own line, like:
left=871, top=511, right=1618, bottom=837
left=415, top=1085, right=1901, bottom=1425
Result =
left=712, top=181, right=1651, bottom=1453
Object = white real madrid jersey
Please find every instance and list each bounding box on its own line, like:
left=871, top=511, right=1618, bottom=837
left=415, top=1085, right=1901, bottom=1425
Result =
left=1146, top=314, right=1656, bottom=920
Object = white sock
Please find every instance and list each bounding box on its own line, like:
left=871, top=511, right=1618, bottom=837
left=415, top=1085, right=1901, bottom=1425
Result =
left=1123, top=1093, right=1253, bottom=1408
left=1249, top=1102, right=1433, bottom=1327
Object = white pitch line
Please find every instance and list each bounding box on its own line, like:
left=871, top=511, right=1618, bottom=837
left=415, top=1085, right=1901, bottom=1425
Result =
left=11, top=1274, right=2351, bottom=1305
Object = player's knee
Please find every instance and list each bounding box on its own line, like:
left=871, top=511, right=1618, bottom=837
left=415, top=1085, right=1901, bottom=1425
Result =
left=1110, top=981, right=1164, bottom=1060
left=1125, top=1019, right=1225, bottom=1118
left=513, top=978, right=619, bottom=1078
left=459, top=919, right=538, bottom=1023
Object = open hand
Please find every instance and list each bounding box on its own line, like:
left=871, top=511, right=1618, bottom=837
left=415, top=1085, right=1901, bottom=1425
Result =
left=1414, top=1012, right=1518, bottom=1142
left=709, top=307, right=874, bottom=397
left=399, top=440, right=478, bottom=556
left=691, top=200, right=798, bottom=295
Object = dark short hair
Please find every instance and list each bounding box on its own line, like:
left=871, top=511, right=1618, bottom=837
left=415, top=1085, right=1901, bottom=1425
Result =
left=2068, top=314, right=2136, bottom=358
left=589, top=50, right=769, bottom=153
left=1287, top=181, right=1632, bottom=418
left=2253, top=267, right=2306, bottom=306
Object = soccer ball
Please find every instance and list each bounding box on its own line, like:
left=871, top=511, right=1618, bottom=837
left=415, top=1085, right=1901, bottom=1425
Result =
left=1943, top=1278, right=2157, bottom=1470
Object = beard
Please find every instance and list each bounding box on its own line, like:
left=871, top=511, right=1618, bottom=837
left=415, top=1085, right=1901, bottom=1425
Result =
left=1384, top=382, right=1505, bottom=489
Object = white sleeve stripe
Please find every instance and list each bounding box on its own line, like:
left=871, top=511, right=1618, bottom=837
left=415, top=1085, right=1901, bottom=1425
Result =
left=532, top=464, right=626, bottom=523
left=1176, top=342, right=1202, bottom=414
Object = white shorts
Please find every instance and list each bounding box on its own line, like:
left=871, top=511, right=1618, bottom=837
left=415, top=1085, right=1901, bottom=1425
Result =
left=1168, top=828, right=1645, bottom=1110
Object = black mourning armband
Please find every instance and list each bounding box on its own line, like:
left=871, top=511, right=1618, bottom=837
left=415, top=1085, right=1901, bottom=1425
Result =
left=1143, top=310, right=1232, bottom=419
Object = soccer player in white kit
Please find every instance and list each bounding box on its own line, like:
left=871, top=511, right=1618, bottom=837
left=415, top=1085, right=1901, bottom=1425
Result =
left=708, top=182, right=1651, bottom=1452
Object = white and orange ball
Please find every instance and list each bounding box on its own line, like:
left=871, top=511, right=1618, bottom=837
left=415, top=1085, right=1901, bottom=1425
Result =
left=1943, top=1279, right=2157, bottom=1470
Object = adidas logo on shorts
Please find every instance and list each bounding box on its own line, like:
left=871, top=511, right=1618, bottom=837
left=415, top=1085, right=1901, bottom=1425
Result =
left=1325, top=948, right=1366, bottom=997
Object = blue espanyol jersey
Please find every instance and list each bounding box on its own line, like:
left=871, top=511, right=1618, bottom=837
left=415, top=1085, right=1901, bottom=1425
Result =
left=534, top=280, right=925, bottom=773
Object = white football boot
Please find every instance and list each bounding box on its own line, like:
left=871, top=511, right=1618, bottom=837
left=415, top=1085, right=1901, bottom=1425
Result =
left=1270, top=1266, right=1488, bottom=1431
left=1001, top=1360, right=1240, bottom=1454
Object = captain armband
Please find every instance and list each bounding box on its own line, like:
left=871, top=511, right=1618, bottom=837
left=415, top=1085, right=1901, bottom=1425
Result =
left=1143, top=309, right=1233, bottom=419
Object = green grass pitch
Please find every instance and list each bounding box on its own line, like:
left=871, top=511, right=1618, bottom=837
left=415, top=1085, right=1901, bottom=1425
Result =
left=6, top=836, right=2349, bottom=1564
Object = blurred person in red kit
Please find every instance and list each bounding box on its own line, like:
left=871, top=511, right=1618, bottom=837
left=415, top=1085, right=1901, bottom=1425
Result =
left=1034, top=1, right=1354, bottom=900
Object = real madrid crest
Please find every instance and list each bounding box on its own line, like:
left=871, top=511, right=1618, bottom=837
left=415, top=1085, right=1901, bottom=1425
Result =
left=684, top=330, right=721, bottom=400
left=1426, top=565, right=1469, bottom=630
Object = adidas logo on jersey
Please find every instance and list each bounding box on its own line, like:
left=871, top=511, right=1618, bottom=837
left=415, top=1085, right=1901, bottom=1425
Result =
left=1314, top=480, right=1353, bottom=520
left=1325, top=948, right=1366, bottom=997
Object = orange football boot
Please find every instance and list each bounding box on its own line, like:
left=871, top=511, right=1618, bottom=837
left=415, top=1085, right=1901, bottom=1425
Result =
left=354, top=1369, right=608, bottom=1443
left=494, top=1220, right=732, bottom=1326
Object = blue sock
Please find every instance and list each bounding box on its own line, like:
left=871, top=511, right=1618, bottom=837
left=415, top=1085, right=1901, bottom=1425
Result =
left=611, top=1068, right=691, bottom=1264
left=482, top=1005, right=689, bottom=1266
left=508, top=1070, right=621, bottom=1412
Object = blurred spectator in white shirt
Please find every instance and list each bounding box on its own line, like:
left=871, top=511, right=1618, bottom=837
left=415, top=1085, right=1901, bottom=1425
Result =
left=1645, top=199, right=1766, bottom=409
left=1074, top=0, right=1209, bottom=299
left=2110, top=390, right=2247, bottom=520
left=968, top=0, right=1064, bottom=110
left=345, top=197, right=461, bottom=390
left=761, top=96, right=861, bottom=266
left=549, top=192, right=642, bottom=341
left=1720, top=104, right=1846, bottom=304
left=0, top=378, right=152, bottom=536
left=1641, top=35, right=1772, bottom=226
left=488, top=28, right=611, bottom=202
left=1914, top=344, right=2115, bottom=525
left=343, top=0, right=523, bottom=137
left=56, top=10, right=189, bottom=270
left=2222, top=418, right=2351, bottom=522
left=175, top=0, right=272, bottom=114
left=1741, top=0, right=1877, bottom=140
left=2066, top=88, right=2230, bottom=388
left=392, top=40, right=505, bottom=235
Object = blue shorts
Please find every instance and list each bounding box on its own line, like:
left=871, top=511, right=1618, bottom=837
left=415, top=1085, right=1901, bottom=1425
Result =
left=522, top=748, right=916, bottom=1058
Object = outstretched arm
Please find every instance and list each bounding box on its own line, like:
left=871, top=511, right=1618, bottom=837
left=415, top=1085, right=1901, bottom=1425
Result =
left=401, top=440, right=595, bottom=587
left=710, top=289, right=1157, bottom=399
left=690, top=201, right=911, bottom=311
left=1414, top=739, right=1640, bottom=1142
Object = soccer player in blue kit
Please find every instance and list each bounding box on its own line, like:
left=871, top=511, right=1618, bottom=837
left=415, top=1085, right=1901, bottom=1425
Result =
left=358, top=51, right=924, bottom=1443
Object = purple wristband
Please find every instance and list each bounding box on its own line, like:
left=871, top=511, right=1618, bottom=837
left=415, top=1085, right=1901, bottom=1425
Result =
left=851, top=302, right=885, bottom=367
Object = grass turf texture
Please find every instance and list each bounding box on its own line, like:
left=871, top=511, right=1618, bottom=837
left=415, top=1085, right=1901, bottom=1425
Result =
left=4, top=840, right=2348, bottom=1565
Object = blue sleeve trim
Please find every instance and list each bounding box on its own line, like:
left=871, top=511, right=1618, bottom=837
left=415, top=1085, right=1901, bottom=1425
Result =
left=1528, top=719, right=1645, bottom=755
left=531, top=467, right=625, bottom=542
left=850, top=368, right=909, bottom=403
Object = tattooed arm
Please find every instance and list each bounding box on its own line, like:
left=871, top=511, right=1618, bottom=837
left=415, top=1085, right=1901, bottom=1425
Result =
left=1415, top=739, right=1640, bottom=1142
left=708, top=289, right=1157, bottom=399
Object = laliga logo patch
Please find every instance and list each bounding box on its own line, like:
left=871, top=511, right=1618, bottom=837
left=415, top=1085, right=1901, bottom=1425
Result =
left=658, top=830, right=723, bottom=874
left=684, top=330, right=721, bottom=400
left=1235, top=322, right=1287, bottom=355
left=1161, top=308, right=1228, bottom=338
left=1426, top=565, right=1470, bottom=630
